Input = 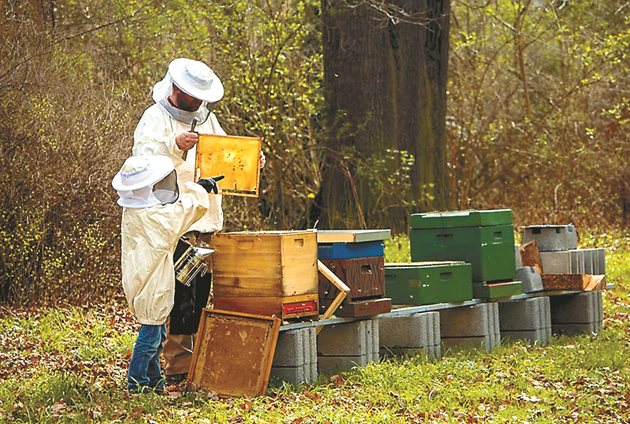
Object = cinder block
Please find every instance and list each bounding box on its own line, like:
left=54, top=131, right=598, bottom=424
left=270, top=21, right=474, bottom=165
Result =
left=271, top=327, right=318, bottom=384
left=487, top=302, right=500, bottom=348
left=378, top=312, right=440, bottom=359
left=550, top=292, right=601, bottom=324
left=594, top=248, right=606, bottom=274
left=499, top=298, right=544, bottom=331
left=273, top=329, right=308, bottom=367
left=270, top=366, right=307, bottom=384
left=379, top=314, right=429, bottom=348
left=440, top=303, right=499, bottom=352
left=522, top=224, right=577, bottom=252
left=515, top=267, right=544, bottom=293
left=440, top=304, right=490, bottom=337
left=317, top=320, right=368, bottom=356
left=540, top=251, right=574, bottom=274
left=367, top=319, right=380, bottom=363
left=582, top=249, right=594, bottom=274
left=542, top=296, right=552, bottom=343
left=318, top=355, right=368, bottom=373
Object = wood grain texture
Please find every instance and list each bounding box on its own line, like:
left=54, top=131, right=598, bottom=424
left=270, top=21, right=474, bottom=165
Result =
left=212, top=231, right=318, bottom=297
left=213, top=293, right=319, bottom=319
left=542, top=274, right=606, bottom=291
left=520, top=241, right=544, bottom=275
left=318, top=256, right=385, bottom=300
left=187, top=309, right=280, bottom=397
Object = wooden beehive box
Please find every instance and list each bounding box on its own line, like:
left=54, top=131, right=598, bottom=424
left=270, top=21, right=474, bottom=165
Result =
left=188, top=309, right=280, bottom=397
left=211, top=231, right=319, bottom=319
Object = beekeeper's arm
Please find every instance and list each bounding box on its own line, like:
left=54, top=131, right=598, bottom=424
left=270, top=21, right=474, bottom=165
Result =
left=148, top=182, right=211, bottom=239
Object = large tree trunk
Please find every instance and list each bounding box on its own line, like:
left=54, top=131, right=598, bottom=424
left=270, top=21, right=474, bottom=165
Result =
left=317, top=0, right=450, bottom=231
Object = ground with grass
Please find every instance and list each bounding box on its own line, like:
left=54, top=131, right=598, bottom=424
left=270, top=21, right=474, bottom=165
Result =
left=1, top=235, right=628, bottom=423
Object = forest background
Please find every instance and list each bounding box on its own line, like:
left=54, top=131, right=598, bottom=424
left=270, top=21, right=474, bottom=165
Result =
left=1, top=0, right=628, bottom=304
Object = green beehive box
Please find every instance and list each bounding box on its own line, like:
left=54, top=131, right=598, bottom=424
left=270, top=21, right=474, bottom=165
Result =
left=472, top=281, right=523, bottom=300
left=410, top=210, right=515, bottom=282
left=384, top=261, right=473, bottom=305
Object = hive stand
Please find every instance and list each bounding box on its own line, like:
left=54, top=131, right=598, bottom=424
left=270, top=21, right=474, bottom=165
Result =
left=522, top=224, right=578, bottom=252
left=379, top=312, right=441, bottom=359
left=317, top=319, right=380, bottom=374
left=270, top=327, right=318, bottom=385
left=499, top=297, right=551, bottom=345
left=439, top=303, right=500, bottom=352
left=550, top=291, right=603, bottom=335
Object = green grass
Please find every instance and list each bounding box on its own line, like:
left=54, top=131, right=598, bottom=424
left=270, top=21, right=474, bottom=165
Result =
left=1, top=236, right=628, bottom=423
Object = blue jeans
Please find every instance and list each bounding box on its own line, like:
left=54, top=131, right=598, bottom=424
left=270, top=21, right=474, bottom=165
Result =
left=127, top=324, right=167, bottom=392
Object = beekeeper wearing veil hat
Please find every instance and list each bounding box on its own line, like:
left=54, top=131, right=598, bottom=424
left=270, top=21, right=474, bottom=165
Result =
left=112, top=154, right=223, bottom=393
left=132, top=58, right=266, bottom=383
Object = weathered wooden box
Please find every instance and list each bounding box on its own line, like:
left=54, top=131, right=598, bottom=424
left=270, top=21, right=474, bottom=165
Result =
left=188, top=309, right=280, bottom=397
left=211, top=231, right=319, bottom=319
left=318, top=256, right=391, bottom=317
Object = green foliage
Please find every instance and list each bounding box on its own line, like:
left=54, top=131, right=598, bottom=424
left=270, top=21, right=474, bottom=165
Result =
left=448, top=0, right=630, bottom=229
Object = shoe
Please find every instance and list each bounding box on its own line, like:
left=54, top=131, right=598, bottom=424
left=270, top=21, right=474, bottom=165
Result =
left=128, top=384, right=166, bottom=395
left=165, top=373, right=187, bottom=384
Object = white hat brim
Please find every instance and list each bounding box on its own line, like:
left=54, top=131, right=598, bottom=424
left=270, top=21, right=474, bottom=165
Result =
left=112, top=156, right=174, bottom=191
left=170, top=58, right=224, bottom=103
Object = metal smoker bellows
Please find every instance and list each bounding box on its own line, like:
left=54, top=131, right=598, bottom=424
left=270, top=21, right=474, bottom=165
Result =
left=174, top=245, right=214, bottom=286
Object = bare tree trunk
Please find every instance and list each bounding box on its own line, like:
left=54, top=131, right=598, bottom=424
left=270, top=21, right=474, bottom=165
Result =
left=318, top=0, right=450, bottom=231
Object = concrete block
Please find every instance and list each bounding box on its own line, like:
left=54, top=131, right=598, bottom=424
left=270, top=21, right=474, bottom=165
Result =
left=540, top=251, right=574, bottom=274
left=317, top=320, right=367, bottom=356
left=550, top=292, right=601, bottom=324
left=271, top=327, right=318, bottom=384
left=515, top=267, right=544, bottom=293
left=499, top=298, right=544, bottom=331
left=273, top=329, right=308, bottom=367
left=542, top=296, right=552, bottom=344
left=594, top=248, right=606, bottom=274
left=318, top=355, right=368, bottom=373
left=440, top=303, right=499, bottom=352
left=270, top=366, right=306, bottom=384
left=552, top=322, right=602, bottom=336
left=582, top=249, right=594, bottom=274
left=515, top=244, right=523, bottom=268
left=367, top=319, right=380, bottom=363
left=522, top=224, right=577, bottom=252
left=379, top=314, right=430, bottom=348
left=439, top=304, right=490, bottom=337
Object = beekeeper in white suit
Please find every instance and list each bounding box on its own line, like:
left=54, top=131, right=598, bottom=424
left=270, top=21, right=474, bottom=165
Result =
left=112, top=154, right=222, bottom=394
left=132, top=58, right=265, bottom=383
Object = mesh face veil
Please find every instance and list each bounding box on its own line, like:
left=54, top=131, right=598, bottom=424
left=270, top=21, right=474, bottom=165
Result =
left=152, top=170, right=179, bottom=205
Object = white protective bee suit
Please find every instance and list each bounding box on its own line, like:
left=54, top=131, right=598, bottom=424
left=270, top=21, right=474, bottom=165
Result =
left=113, top=155, right=210, bottom=325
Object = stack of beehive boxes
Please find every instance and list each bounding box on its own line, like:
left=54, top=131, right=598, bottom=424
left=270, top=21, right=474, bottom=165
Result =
left=317, top=230, right=392, bottom=317
left=407, top=209, right=522, bottom=300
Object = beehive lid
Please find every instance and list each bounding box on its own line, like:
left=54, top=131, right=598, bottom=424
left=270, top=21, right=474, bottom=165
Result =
left=316, top=229, right=391, bottom=243
left=188, top=309, right=280, bottom=397
left=409, top=209, right=513, bottom=229
left=195, top=134, right=262, bottom=197
left=385, top=261, right=467, bottom=269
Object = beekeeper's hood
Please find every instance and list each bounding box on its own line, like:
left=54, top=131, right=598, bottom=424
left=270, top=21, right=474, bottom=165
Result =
left=112, top=156, right=179, bottom=208
left=152, top=58, right=224, bottom=125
